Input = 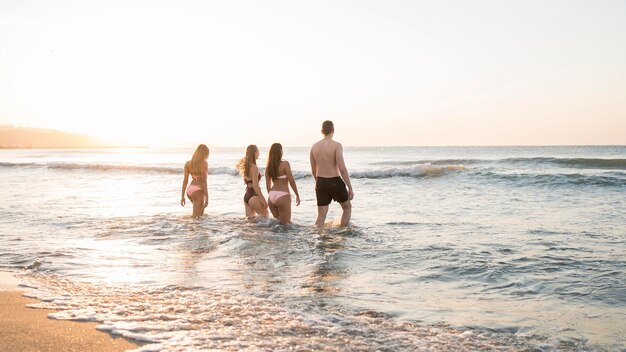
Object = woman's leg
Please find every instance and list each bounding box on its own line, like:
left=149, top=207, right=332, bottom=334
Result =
left=249, top=196, right=268, bottom=218
left=268, top=198, right=279, bottom=219
left=191, top=191, right=205, bottom=218
left=245, top=203, right=255, bottom=217
left=275, top=195, right=291, bottom=225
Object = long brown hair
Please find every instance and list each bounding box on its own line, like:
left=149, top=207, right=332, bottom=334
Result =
left=190, top=144, right=209, bottom=175
left=237, top=144, right=258, bottom=178
left=266, top=143, right=283, bottom=180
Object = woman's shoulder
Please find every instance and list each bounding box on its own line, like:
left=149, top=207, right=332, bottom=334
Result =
left=280, top=160, right=290, bottom=167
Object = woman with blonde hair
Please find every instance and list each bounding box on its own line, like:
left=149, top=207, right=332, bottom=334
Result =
left=265, top=143, right=300, bottom=225
left=181, top=144, right=209, bottom=218
left=237, top=145, right=268, bottom=218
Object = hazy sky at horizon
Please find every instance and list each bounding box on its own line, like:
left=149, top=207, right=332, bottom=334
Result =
left=1, top=0, right=625, bottom=147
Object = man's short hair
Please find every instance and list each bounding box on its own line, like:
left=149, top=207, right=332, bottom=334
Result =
left=322, top=120, right=334, bottom=136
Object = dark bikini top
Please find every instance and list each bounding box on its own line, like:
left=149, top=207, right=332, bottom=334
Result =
left=245, top=173, right=261, bottom=186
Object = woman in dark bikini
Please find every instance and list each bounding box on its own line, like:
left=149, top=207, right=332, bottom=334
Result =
left=237, top=145, right=268, bottom=218
left=181, top=144, right=209, bottom=219
left=265, top=143, right=300, bottom=225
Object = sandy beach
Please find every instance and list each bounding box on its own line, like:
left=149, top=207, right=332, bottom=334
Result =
left=0, top=272, right=139, bottom=352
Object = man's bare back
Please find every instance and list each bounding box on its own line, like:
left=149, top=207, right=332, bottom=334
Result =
left=310, top=138, right=343, bottom=178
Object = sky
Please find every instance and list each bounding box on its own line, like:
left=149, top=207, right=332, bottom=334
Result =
left=1, top=0, right=625, bottom=147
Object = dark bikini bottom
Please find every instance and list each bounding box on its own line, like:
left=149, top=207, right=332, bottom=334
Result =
left=243, top=187, right=256, bottom=205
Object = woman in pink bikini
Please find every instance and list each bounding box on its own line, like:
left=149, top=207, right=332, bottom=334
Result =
left=181, top=144, right=209, bottom=219
left=237, top=145, right=269, bottom=219
left=265, top=143, right=300, bottom=225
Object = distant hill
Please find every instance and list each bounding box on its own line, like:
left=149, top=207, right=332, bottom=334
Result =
left=0, top=126, right=111, bottom=148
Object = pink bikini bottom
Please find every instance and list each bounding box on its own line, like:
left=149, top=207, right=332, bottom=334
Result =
left=268, top=190, right=289, bottom=204
left=187, top=184, right=202, bottom=197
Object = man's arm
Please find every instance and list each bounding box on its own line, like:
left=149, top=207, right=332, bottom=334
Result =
left=309, top=147, right=317, bottom=181
left=336, top=143, right=354, bottom=200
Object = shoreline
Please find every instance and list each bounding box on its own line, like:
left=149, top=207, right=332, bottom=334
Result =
left=0, top=271, right=140, bottom=352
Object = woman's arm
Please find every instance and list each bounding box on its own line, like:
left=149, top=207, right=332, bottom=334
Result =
left=181, top=162, right=190, bottom=206
left=285, top=161, right=300, bottom=206
left=265, top=168, right=272, bottom=193
left=250, top=165, right=267, bottom=207
left=201, top=161, right=209, bottom=208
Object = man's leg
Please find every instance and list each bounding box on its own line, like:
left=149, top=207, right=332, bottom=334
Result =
left=339, top=200, right=352, bottom=227
left=315, top=206, right=329, bottom=228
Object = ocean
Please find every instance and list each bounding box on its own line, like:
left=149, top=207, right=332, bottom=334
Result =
left=0, top=146, right=625, bottom=351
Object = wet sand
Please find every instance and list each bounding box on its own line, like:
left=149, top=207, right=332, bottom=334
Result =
left=0, top=272, right=139, bottom=352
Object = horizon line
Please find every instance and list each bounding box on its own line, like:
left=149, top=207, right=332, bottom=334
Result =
left=2, top=144, right=625, bottom=150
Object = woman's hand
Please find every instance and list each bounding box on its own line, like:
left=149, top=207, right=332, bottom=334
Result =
left=295, top=194, right=300, bottom=206
left=203, top=194, right=209, bottom=208
left=261, top=197, right=268, bottom=209
left=180, top=196, right=186, bottom=207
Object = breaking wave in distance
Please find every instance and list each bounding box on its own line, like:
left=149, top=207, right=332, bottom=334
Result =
left=373, top=157, right=626, bottom=170
left=350, top=164, right=465, bottom=178
left=0, top=162, right=464, bottom=179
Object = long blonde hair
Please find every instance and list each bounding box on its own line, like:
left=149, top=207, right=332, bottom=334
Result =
left=237, top=144, right=258, bottom=178
left=190, top=144, right=209, bottom=175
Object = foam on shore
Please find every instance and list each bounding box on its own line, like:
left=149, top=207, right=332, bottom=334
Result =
left=0, top=271, right=139, bottom=352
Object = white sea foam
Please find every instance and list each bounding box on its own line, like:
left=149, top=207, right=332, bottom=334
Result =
left=19, top=273, right=550, bottom=351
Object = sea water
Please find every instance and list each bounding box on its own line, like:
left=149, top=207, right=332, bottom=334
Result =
left=0, top=146, right=625, bottom=351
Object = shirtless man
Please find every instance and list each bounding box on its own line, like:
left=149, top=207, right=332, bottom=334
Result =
left=310, top=120, right=354, bottom=227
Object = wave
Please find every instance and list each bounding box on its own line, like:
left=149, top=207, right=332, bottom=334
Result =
left=4, top=161, right=623, bottom=185
left=371, top=159, right=478, bottom=166
left=48, top=162, right=181, bottom=174
left=500, top=157, right=626, bottom=169
left=0, top=162, right=240, bottom=176
left=290, top=164, right=465, bottom=179
left=372, top=157, right=626, bottom=169
left=0, top=162, right=464, bottom=179
left=351, top=164, right=465, bottom=178
left=475, top=171, right=626, bottom=188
